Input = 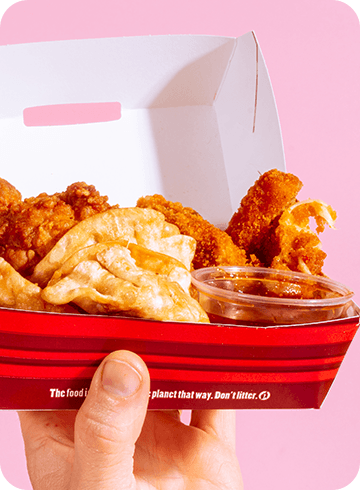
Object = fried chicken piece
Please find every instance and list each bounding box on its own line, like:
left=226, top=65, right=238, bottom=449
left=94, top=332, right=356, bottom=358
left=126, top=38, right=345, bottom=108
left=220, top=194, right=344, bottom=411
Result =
left=0, top=179, right=23, bottom=255
left=0, top=182, right=115, bottom=277
left=137, top=194, right=249, bottom=269
left=226, top=169, right=303, bottom=264
left=270, top=199, right=337, bottom=275
left=60, top=181, right=115, bottom=221
left=0, top=178, right=22, bottom=214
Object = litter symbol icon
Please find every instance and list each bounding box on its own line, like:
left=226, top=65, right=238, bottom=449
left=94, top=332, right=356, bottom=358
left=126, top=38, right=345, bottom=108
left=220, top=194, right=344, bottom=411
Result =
left=258, top=391, right=271, bottom=401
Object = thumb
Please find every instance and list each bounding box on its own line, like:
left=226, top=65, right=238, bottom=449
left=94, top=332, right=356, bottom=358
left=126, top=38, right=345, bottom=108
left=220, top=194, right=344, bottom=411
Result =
left=70, top=350, right=150, bottom=490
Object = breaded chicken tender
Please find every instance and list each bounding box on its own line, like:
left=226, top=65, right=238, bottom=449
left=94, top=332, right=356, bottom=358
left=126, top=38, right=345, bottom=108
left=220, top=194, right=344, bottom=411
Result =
left=226, top=169, right=303, bottom=264
left=0, top=181, right=116, bottom=277
left=137, top=194, right=249, bottom=269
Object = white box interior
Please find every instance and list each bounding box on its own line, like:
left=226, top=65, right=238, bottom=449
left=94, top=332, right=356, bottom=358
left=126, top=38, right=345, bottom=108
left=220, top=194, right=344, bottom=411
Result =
left=0, top=32, right=285, bottom=226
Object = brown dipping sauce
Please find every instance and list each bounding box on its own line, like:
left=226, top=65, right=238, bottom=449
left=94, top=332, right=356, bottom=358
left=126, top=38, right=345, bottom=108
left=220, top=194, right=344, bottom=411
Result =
left=206, top=276, right=342, bottom=301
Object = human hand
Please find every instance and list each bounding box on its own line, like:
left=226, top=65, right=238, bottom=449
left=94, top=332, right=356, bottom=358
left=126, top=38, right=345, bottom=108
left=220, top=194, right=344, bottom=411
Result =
left=18, top=350, right=243, bottom=490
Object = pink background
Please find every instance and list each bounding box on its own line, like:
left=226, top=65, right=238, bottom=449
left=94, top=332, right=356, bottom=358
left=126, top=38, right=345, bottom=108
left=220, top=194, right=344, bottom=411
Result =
left=0, top=0, right=359, bottom=489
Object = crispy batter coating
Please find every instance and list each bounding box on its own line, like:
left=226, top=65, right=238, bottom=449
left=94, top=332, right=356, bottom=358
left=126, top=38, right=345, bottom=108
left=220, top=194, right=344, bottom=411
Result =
left=270, top=199, right=337, bottom=275
left=0, top=178, right=22, bottom=214
left=226, top=169, right=303, bottom=264
left=137, top=194, right=249, bottom=269
left=0, top=181, right=115, bottom=277
left=60, top=181, right=116, bottom=221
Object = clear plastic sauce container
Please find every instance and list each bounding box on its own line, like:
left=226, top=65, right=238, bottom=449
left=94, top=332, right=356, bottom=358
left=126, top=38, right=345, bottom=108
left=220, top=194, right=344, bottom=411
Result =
left=191, top=267, right=355, bottom=326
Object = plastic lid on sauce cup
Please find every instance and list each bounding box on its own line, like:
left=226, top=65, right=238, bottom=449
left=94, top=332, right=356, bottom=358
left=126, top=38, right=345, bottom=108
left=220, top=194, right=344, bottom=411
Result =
left=191, top=266, right=355, bottom=326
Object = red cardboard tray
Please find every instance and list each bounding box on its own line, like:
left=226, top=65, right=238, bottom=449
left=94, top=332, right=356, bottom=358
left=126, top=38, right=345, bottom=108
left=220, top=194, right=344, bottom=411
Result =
left=0, top=306, right=358, bottom=410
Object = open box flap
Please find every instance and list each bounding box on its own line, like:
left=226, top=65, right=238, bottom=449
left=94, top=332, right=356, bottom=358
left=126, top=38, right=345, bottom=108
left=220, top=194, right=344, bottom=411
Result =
left=0, top=32, right=285, bottom=225
left=215, top=32, right=286, bottom=213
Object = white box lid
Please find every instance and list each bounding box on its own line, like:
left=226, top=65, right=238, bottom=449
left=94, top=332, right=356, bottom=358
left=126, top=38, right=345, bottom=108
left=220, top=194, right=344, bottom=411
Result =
left=0, top=32, right=285, bottom=226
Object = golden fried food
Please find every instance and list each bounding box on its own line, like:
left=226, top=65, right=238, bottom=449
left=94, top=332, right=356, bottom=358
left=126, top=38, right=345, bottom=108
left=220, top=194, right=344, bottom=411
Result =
left=270, top=199, right=337, bottom=275
left=226, top=169, right=303, bottom=264
left=0, top=178, right=22, bottom=214
left=42, top=242, right=209, bottom=323
left=31, top=208, right=196, bottom=287
left=0, top=181, right=115, bottom=277
left=123, top=242, right=191, bottom=293
left=47, top=240, right=192, bottom=295
left=137, top=194, right=249, bottom=269
left=0, top=257, right=69, bottom=312
left=0, top=179, right=22, bottom=262
left=0, top=171, right=338, bottom=324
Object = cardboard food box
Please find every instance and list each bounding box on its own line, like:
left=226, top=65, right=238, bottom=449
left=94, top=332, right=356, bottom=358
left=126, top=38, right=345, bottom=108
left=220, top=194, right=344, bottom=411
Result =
left=0, top=32, right=358, bottom=410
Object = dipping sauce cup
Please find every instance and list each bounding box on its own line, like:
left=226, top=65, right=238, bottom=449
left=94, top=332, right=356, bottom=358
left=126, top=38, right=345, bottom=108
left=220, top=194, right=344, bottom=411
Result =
left=191, top=267, right=355, bottom=326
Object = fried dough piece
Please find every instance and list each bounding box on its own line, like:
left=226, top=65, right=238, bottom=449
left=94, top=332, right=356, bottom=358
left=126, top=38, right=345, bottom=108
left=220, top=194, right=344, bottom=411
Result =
left=270, top=199, right=336, bottom=275
left=42, top=242, right=209, bottom=323
left=226, top=169, right=303, bottom=263
left=31, top=208, right=196, bottom=287
left=0, top=257, right=68, bottom=312
left=0, top=182, right=114, bottom=277
left=48, top=241, right=192, bottom=294
left=137, top=194, right=249, bottom=269
left=123, top=242, right=191, bottom=293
